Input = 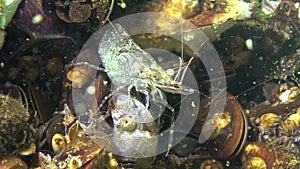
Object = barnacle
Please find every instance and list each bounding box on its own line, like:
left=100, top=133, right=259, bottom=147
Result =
left=245, top=156, right=267, bottom=169
left=52, top=133, right=67, bottom=153
left=121, top=119, right=137, bottom=132
left=259, top=113, right=281, bottom=130
left=200, top=159, right=223, bottom=169
left=282, top=110, right=300, bottom=134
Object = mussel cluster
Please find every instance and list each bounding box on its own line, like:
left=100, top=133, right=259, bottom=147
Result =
left=164, top=81, right=299, bottom=168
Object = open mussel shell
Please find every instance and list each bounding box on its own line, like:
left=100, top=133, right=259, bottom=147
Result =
left=193, top=93, right=248, bottom=159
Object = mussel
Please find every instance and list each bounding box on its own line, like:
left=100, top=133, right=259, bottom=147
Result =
left=191, top=93, right=248, bottom=159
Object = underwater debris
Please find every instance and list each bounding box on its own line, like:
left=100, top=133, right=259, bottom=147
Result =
left=0, top=0, right=22, bottom=49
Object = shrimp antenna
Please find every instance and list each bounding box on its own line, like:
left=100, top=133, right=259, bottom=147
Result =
left=234, top=78, right=274, bottom=99
left=102, top=0, right=114, bottom=25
